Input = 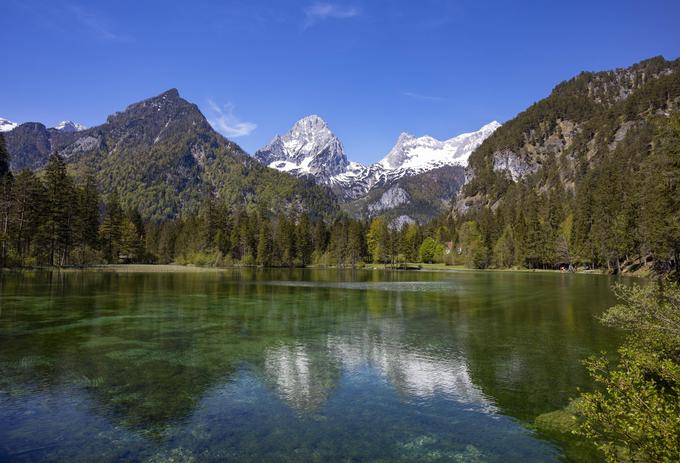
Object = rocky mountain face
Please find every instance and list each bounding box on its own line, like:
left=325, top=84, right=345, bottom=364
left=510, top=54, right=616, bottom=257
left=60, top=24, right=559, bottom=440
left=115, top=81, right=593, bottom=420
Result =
left=4, top=89, right=337, bottom=220
left=344, top=165, right=466, bottom=226
left=255, top=116, right=499, bottom=220
left=254, top=115, right=349, bottom=182
left=457, top=56, right=680, bottom=213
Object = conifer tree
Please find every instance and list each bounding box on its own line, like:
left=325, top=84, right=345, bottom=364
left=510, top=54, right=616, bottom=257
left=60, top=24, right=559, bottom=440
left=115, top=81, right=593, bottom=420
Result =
left=295, top=214, right=313, bottom=266
left=99, top=192, right=123, bottom=263
left=9, top=170, right=44, bottom=263
left=256, top=220, right=272, bottom=267
left=76, top=174, right=101, bottom=251
left=366, top=217, right=388, bottom=264
left=44, top=153, right=75, bottom=266
left=0, top=134, right=9, bottom=179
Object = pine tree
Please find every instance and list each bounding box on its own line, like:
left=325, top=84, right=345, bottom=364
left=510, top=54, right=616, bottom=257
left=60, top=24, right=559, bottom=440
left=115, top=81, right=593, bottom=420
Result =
left=76, top=174, right=101, bottom=250
left=366, top=217, right=388, bottom=264
left=295, top=215, right=313, bottom=266
left=99, top=192, right=123, bottom=263
left=400, top=223, right=420, bottom=262
left=493, top=225, right=515, bottom=268
left=0, top=133, right=9, bottom=179
left=639, top=115, right=680, bottom=276
left=346, top=220, right=364, bottom=267
left=458, top=221, right=486, bottom=268
left=120, top=218, right=143, bottom=262
left=9, top=170, right=44, bottom=264
left=0, top=174, right=12, bottom=267
left=43, top=153, right=75, bottom=266
left=256, top=220, right=272, bottom=267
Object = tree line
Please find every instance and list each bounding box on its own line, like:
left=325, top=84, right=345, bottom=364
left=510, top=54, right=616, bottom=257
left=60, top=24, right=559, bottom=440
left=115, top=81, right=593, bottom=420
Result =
left=454, top=115, right=680, bottom=277
left=0, top=134, right=457, bottom=268
left=1, top=117, right=677, bottom=277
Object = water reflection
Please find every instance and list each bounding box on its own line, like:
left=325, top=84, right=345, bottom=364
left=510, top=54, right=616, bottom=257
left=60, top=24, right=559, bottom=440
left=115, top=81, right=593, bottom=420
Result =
left=0, top=270, right=621, bottom=462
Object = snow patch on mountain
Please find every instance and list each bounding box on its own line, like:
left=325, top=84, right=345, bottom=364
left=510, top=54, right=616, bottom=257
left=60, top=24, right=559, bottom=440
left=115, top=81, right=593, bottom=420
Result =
left=53, top=120, right=87, bottom=132
left=254, top=115, right=348, bottom=181
left=0, top=118, right=18, bottom=132
left=254, top=116, right=500, bottom=200
left=378, top=121, right=501, bottom=172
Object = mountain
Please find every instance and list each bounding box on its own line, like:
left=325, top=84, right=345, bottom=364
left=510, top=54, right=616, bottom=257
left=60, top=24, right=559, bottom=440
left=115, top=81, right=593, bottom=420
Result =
left=454, top=55, right=680, bottom=272
left=377, top=121, right=501, bottom=173
left=255, top=116, right=499, bottom=219
left=53, top=120, right=87, bottom=132
left=254, top=115, right=348, bottom=182
left=0, top=117, right=18, bottom=132
left=344, top=165, right=466, bottom=227
left=4, top=89, right=337, bottom=221
left=459, top=56, right=680, bottom=211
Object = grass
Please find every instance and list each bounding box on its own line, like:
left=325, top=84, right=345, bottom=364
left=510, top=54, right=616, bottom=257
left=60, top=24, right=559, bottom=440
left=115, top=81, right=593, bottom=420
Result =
left=7, top=262, right=629, bottom=277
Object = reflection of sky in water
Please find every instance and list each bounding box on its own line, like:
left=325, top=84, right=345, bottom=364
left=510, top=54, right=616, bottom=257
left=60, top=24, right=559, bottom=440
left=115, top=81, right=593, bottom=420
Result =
left=0, top=368, right=559, bottom=462
left=0, top=270, right=621, bottom=462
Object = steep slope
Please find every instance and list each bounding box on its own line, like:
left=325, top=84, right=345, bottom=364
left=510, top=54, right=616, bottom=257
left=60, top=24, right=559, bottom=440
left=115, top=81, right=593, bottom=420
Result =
left=254, top=115, right=348, bottom=182
left=459, top=56, right=680, bottom=211
left=255, top=116, right=499, bottom=213
left=454, top=55, right=680, bottom=271
left=343, top=165, right=466, bottom=225
left=5, top=89, right=337, bottom=221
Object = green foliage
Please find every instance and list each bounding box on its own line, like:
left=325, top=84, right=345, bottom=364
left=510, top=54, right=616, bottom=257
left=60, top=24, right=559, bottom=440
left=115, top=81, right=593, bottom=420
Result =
left=493, top=225, right=515, bottom=268
left=458, top=221, right=487, bottom=268
left=419, top=237, right=437, bottom=263
left=43, top=153, right=76, bottom=266
left=576, top=283, right=680, bottom=462
left=454, top=57, right=680, bottom=277
left=99, top=193, right=124, bottom=263
left=0, top=133, right=9, bottom=178
left=366, top=217, right=389, bottom=264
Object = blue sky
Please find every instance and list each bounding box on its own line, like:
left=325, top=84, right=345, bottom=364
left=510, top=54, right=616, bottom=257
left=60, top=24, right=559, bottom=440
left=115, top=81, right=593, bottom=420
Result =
left=1, top=1, right=679, bottom=164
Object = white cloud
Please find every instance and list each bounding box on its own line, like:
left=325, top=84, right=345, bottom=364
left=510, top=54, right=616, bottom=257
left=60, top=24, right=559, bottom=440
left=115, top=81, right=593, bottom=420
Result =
left=402, top=91, right=448, bottom=102
left=207, top=100, right=257, bottom=138
left=303, top=2, right=359, bottom=29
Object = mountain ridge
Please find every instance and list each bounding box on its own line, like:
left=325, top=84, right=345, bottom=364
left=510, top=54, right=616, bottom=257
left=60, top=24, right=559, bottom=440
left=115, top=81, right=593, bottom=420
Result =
left=255, top=116, right=499, bottom=206
left=451, top=55, right=680, bottom=272
left=4, top=89, right=338, bottom=221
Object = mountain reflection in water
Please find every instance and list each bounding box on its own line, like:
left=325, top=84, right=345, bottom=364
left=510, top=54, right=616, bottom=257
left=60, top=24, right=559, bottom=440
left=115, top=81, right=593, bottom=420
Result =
left=0, top=269, right=621, bottom=462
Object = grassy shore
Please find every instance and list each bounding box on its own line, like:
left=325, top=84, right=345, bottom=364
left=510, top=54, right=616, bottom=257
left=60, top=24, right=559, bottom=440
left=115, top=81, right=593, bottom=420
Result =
left=4, top=262, right=646, bottom=277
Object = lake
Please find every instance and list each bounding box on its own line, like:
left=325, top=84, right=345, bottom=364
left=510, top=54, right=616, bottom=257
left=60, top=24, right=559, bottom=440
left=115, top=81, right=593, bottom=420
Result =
left=0, top=269, right=622, bottom=462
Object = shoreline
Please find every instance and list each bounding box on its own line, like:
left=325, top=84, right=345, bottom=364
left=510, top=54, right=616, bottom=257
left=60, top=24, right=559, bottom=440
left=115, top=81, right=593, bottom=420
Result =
left=1, top=263, right=648, bottom=278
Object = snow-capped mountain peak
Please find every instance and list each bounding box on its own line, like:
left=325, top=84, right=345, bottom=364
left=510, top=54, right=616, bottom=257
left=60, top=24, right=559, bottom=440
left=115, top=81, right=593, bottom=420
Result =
left=255, top=118, right=500, bottom=201
left=254, top=115, right=348, bottom=180
left=0, top=117, right=18, bottom=132
left=53, top=120, right=87, bottom=132
left=378, top=121, right=501, bottom=173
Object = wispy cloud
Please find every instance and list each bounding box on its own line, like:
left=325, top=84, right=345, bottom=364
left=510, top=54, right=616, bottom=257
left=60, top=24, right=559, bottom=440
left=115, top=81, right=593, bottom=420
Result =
left=207, top=100, right=257, bottom=138
left=303, top=2, right=359, bottom=29
left=69, top=5, right=131, bottom=42
left=402, top=91, right=448, bottom=102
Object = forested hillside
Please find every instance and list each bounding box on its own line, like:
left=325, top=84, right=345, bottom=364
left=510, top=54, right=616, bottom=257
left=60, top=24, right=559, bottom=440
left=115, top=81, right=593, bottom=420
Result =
left=343, top=165, right=466, bottom=225
left=1, top=132, right=457, bottom=268
left=1, top=58, right=678, bottom=277
left=4, top=89, right=337, bottom=221
left=454, top=56, right=680, bottom=275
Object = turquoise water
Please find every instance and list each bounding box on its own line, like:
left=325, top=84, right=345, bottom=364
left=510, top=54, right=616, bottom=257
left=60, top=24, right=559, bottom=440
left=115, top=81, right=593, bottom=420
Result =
left=0, top=269, right=621, bottom=462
